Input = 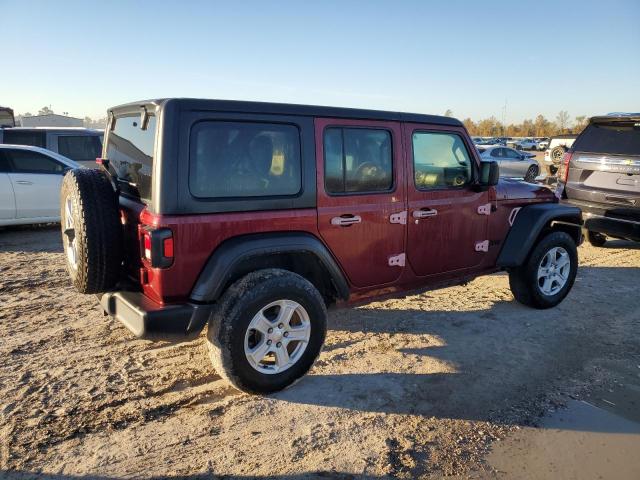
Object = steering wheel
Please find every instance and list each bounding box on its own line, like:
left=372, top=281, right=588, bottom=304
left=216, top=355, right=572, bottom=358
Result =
left=355, top=161, right=382, bottom=178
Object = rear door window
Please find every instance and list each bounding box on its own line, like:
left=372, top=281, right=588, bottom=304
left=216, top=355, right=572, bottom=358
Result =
left=0, top=151, right=13, bottom=172
left=58, top=135, right=102, bottom=163
left=189, top=121, right=301, bottom=198
left=6, top=149, right=65, bottom=174
left=574, top=122, right=640, bottom=156
left=323, top=127, right=393, bottom=194
left=107, top=115, right=156, bottom=202
left=2, top=130, right=46, bottom=148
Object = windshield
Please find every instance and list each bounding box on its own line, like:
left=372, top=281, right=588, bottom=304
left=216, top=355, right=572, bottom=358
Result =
left=106, top=114, right=156, bottom=202
left=574, top=122, right=640, bottom=156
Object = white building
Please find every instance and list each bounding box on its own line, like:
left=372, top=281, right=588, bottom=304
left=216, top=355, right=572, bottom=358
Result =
left=20, top=114, right=83, bottom=127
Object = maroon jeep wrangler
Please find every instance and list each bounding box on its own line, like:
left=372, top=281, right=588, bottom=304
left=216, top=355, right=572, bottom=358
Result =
left=60, top=99, right=582, bottom=393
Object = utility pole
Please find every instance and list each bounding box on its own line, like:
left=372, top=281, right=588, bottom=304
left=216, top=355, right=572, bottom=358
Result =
left=501, top=99, right=507, bottom=136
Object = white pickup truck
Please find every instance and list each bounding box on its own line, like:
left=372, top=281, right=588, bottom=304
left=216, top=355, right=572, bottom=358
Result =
left=543, top=135, right=577, bottom=175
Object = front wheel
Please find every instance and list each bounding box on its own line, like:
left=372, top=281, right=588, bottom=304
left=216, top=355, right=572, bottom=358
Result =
left=524, top=164, right=539, bottom=183
left=207, top=269, right=327, bottom=394
left=509, top=231, right=578, bottom=309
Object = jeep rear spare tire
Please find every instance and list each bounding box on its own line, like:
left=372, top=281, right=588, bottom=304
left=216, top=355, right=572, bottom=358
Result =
left=60, top=169, right=122, bottom=294
left=207, top=269, right=327, bottom=394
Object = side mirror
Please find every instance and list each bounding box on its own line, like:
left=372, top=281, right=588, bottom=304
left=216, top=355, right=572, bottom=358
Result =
left=477, top=161, right=499, bottom=189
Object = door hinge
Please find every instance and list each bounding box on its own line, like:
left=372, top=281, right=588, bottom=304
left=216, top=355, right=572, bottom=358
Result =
left=388, top=253, right=406, bottom=267
left=389, top=210, right=407, bottom=225
left=477, top=203, right=492, bottom=215
left=475, top=240, right=489, bottom=252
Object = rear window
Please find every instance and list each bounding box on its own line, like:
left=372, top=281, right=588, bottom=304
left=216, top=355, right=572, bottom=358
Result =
left=58, top=135, right=102, bottom=163
left=189, top=121, right=301, bottom=198
left=2, top=130, right=46, bottom=148
left=107, top=115, right=156, bottom=202
left=574, top=122, right=640, bottom=156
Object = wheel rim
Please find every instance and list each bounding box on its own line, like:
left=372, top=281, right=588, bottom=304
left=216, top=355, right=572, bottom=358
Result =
left=552, top=149, right=563, bottom=163
left=63, top=196, right=78, bottom=270
left=244, top=299, right=311, bottom=375
left=537, top=246, right=570, bottom=296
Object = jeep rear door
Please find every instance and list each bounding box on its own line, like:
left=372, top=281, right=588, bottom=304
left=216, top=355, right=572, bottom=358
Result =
left=315, top=118, right=406, bottom=288
left=403, top=123, right=489, bottom=276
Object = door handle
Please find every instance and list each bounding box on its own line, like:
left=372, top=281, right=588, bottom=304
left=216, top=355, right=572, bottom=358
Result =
left=331, top=215, right=362, bottom=226
left=413, top=208, right=438, bottom=218
left=15, top=180, right=33, bottom=185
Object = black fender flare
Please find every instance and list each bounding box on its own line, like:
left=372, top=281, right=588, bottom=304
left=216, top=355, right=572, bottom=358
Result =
left=496, top=203, right=582, bottom=268
left=189, top=232, right=350, bottom=303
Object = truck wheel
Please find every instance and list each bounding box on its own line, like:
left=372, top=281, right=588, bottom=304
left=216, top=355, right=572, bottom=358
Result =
left=508, top=231, right=578, bottom=309
left=60, top=169, right=122, bottom=294
left=524, top=165, right=539, bottom=183
left=207, top=269, right=327, bottom=394
left=550, top=146, right=566, bottom=164
left=587, top=231, right=607, bottom=247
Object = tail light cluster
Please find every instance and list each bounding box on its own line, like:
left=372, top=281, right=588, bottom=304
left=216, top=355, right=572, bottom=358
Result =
left=559, top=151, right=573, bottom=183
left=139, top=226, right=174, bottom=268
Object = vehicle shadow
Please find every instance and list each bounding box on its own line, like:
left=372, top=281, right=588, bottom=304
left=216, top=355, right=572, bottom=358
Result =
left=274, top=266, right=640, bottom=433
left=601, top=239, right=640, bottom=250
left=0, top=473, right=371, bottom=480
left=0, top=224, right=62, bottom=253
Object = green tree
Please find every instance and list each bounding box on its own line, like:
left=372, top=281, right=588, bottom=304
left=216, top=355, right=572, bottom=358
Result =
left=38, top=106, right=54, bottom=115
left=462, top=118, right=477, bottom=135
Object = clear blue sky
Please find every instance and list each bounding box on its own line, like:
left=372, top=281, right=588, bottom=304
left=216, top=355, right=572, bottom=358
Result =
left=3, top=0, right=639, bottom=124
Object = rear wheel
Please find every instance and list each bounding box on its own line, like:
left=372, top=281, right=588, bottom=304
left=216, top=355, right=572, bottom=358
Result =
left=587, top=231, right=607, bottom=247
left=509, top=231, right=578, bottom=309
left=60, top=169, right=122, bottom=293
left=524, top=164, right=539, bottom=183
left=207, top=269, right=327, bottom=394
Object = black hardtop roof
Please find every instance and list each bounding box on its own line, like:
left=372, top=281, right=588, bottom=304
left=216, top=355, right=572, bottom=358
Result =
left=109, top=98, right=464, bottom=127
left=591, top=114, right=640, bottom=123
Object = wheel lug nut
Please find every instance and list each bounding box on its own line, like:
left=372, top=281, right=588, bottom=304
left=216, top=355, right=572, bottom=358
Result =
left=283, top=332, right=289, bottom=338
left=267, top=328, right=273, bottom=333
left=276, top=342, right=282, bottom=348
left=267, top=340, right=272, bottom=345
left=278, top=323, right=284, bottom=329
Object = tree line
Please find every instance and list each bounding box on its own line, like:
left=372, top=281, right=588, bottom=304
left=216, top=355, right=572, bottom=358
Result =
left=455, top=111, right=588, bottom=138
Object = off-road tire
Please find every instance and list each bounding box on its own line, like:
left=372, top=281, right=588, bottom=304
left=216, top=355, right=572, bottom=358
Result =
left=524, top=164, right=539, bottom=183
left=60, top=168, right=122, bottom=293
left=550, top=146, right=566, bottom=165
left=587, top=231, right=607, bottom=247
left=207, top=269, right=327, bottom=394
left=508, top=231, right=578, bottom=309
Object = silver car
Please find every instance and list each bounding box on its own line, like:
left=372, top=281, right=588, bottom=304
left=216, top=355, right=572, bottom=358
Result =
left=478, top=146, right=540, bottom=182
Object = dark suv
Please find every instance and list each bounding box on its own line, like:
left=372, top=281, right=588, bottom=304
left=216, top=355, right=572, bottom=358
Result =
left=558, top=114, right=640, bottom=246
left=60, top=98, right=582, bottom=393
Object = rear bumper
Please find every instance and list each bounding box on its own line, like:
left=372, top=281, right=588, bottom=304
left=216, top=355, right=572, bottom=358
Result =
left=99, top=291, right=211, bottom=341
left=564, top=199, right=640, bottom=241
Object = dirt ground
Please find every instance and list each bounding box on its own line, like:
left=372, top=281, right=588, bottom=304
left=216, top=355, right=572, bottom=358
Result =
left=1, top=225, right=639, bottom=479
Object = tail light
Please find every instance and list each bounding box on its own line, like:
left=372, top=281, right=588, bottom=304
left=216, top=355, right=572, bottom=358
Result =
left=560, top=151, right=573, bottom=183
left=139, top=226, right=174, bottom=268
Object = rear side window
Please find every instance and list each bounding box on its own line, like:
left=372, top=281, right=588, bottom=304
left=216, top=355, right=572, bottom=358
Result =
left=58, top=135, right=102, bottom=163
left=0, top=152, right=12, bottom=172
left=574, top=122, right=640, bottom=156
left=2, top=130, right=46, bottom=148
left=107, top=115, right=156, bottom=202
left=189, top=121, right=301, bottom=198
left=413, top=132, right=472, bottom=189
left=6, top=149, right=65, bottom=174
left=323, top=127, right=393, bottom=194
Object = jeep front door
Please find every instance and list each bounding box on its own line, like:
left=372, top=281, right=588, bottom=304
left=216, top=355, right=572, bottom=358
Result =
left=404, top=125, right=489, bottom=276
left=315, top=118, right=406, bottom=288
